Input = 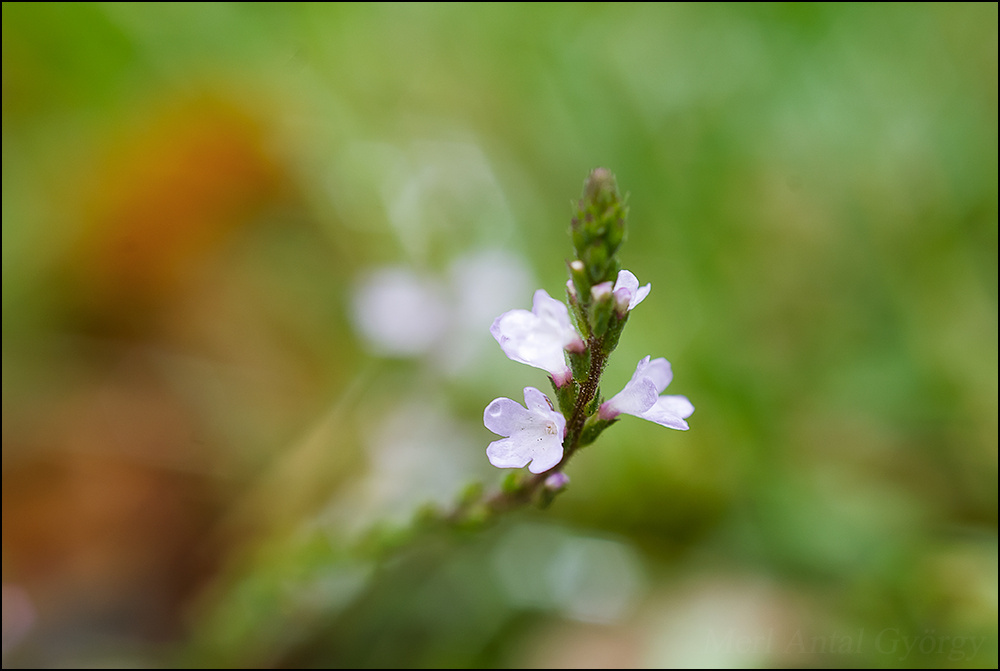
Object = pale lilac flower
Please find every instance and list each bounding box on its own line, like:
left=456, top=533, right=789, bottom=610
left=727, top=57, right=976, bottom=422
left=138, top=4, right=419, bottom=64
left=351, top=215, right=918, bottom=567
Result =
left=613, top=270, right=651, bottom=315
left=350, top=251, right=534, bottom=372
left=351, top=268, right=449, bottom=356
left=484, top=387, right=566, bottom=473
left=490, top=289, right=583, bottom=386
left=599, top=356, right=694, bottom=430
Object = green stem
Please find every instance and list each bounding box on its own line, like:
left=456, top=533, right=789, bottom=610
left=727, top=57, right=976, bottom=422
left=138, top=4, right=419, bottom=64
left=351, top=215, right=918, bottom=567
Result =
left=561, top=334, right=607, bottom=462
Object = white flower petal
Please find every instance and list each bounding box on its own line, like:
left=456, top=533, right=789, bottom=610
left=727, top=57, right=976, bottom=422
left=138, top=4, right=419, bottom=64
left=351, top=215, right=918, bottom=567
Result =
left=487, top=436, right=534, bottom=469
left=658, top=394, right=695, bottom=419
left=486, top=424, right=564, bottom=473
left=614, top=269, right=639, bottom=296
left=490, top=289, right=580, bottom=381
left=602, top=356, right=693, bottom=431
left=525, top=433, right=564, bottom=473
left=523, top=386, right=555, bottom=417
left=637, top=395, right=694, bottom=430
left=637, top=357, right=673, bottom=394
left=484, top=396, right=536, bottom=437
left=630, top=283, right=651, bottom=310
left=603, top=377, right=658, bottom=418
left=532, top=289, right=573, bottom=332
left=490, top=308, right=535, bottom=345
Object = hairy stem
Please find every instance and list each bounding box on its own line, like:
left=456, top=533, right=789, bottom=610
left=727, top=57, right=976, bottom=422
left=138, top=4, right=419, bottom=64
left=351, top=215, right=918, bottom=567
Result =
left=562, top=334, right=607, bottom=460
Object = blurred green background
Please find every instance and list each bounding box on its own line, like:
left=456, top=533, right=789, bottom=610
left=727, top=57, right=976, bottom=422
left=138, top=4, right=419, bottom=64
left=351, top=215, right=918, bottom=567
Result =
left=2, top=2, right=996, bottom=668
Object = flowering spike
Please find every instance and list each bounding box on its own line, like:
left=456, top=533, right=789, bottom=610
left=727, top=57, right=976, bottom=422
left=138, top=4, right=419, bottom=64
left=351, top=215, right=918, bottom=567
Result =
left=477, top=169, right=692, bottom=514
left=571, top=168, right=629, bottom=287
left=567, top=168, right=630, bottom=340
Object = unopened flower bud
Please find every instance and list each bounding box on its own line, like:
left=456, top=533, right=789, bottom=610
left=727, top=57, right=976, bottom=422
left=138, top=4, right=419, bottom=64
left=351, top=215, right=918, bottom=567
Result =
left=591, top=281, right=612, bottom=302
left=583, top=167, right=617, bottom=205
left=589, top=281, right=615, bottom=336
left=614, top=287, right=632, bottom=317
left=583, top=244, right=609, bottom=282
left=568, top=259, right=590, bottom=301
left=544, top=471, right=570, bottom=492
left=571, top=168, right=629, bottom=287
left=566, top=278, right=577, bottom=300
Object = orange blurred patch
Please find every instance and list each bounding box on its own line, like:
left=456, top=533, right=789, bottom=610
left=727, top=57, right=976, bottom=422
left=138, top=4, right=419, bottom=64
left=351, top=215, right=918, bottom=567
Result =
left=1, top=356, right=224, bottom=645
left=67, top=93, right=286, bottom=326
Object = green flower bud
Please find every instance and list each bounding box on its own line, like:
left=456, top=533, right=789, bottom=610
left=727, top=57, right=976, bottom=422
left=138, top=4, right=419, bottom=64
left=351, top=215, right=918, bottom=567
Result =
left=601, top=311, right=628, bottom=356
left=571, top=168, right=629, bottom=287
left=588, top=281, right=615, bottom=337
left=583, top=167, right=618, bottom=208
left=568, top=259, right=590, bottom=307
left=583, top=244, right=609, bottom=282
left=578, top=415, right=616, bottom=448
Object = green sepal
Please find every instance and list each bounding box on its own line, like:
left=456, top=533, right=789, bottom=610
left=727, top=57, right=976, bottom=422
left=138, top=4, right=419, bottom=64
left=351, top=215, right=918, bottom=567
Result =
left=568, top=348, right=590, bottom=384
left=569, top=260, right=591, bottom=309
left=551, top=376, right=578, bottom=416
left=588, top=285, right=614, bottom=337
left=583, top=244, right=609, bottom=283
left=578, top=415, right=616, bottom=448
left=570, top=214, right=590, bottom=255
left=601, top=311, right=629, bottom=356
left=566, top=286, right=591, bottom=340
left=606, top=210, right=627, bottom=254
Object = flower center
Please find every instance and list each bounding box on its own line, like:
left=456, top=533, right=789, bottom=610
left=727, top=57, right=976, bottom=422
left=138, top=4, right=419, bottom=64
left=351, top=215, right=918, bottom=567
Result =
left=545, top=421, right=558, bottom=435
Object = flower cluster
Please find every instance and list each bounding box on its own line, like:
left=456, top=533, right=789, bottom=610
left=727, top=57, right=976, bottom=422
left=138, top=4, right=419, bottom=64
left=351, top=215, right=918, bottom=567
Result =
left=483, top=169, right=694, bottom=480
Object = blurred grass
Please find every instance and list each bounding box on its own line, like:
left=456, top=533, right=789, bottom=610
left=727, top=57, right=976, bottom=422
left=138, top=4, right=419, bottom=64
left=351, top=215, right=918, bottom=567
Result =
left=2, top=2, right=997, bottom=668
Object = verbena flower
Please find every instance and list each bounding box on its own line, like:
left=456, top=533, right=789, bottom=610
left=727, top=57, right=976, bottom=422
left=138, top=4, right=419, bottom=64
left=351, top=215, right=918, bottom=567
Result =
left=613, top=269, right=651, bottom=315
left=599, top=356, right=694, bottom=430
left=484, top=387, right=566, bottom=473
left=490, top=289, right=583, bottom=387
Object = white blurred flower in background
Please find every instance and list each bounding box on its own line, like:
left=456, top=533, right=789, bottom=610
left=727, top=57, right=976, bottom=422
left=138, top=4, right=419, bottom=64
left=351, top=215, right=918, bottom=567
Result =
left=349, top=249, right=533, bottom=375
left=492, top=522, right=646, bottom=624
left=350, top=268, right=450, bottom=357
left=445, top=249, right=533, bottom=374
